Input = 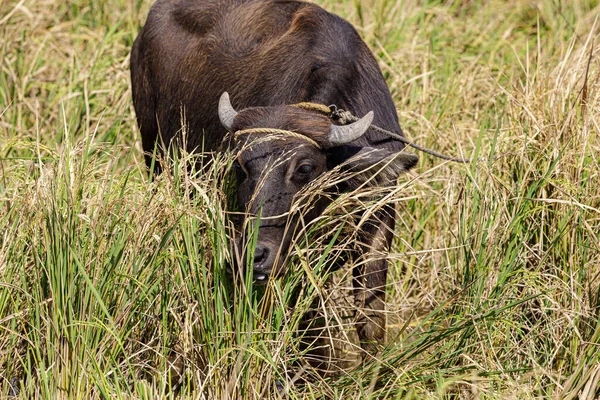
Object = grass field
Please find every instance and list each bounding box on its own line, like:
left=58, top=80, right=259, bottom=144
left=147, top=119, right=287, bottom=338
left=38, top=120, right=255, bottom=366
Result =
left=1, top=0, right=599, bottom=398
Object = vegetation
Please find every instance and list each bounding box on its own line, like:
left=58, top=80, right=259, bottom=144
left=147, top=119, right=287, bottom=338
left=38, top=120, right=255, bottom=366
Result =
left=1, top=0, right=599, bottom=398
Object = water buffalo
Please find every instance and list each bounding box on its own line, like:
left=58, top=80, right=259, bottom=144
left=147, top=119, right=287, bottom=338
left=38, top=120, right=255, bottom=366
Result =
left=130, top=0, right=418, bottom=355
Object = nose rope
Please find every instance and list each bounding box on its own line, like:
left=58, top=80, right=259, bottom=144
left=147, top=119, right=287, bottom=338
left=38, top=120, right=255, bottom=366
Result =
left=234, top=127, right=321, bottom=149
left=293, top=102, right=331, bottom=114
left=295, top=101, right=471, bottom=163
left=234, top=101, right=470, bottom=163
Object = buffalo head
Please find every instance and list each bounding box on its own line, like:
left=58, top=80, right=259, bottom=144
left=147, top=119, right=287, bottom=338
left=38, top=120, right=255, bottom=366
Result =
left=219, top=92, right=417, bottom=283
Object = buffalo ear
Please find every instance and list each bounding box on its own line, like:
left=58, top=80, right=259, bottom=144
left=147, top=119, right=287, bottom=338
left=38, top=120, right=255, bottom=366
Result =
left=340, top=147, right=418, bottom=186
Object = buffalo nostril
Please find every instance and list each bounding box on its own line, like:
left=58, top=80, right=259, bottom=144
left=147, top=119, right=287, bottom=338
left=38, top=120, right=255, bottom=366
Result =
left=253, top=245, right=269, bottom=266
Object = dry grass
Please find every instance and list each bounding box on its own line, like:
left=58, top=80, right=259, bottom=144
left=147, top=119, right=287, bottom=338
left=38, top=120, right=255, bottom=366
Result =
left=1, top=0, right=599, bottom=398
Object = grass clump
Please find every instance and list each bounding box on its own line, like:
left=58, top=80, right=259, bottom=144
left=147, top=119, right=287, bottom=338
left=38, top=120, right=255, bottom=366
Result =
left=1, top=0, right=599, bottom=398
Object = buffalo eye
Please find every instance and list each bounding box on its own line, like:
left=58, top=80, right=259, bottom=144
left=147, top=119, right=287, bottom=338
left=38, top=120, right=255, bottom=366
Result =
left=294, top=162, right=314, bottom=181
left=233, top=161, right=248, bottom=180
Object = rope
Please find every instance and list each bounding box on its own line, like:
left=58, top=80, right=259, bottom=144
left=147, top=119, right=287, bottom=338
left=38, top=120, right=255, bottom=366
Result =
left=234, top=102, right=470, bottom=163
left=235, top=127, right=321, bottom=149
left=294, top=102, right=471, bottom=163
left=334, top=110, right=471, bottom=163
left=293, top=102, right=331, bottom=114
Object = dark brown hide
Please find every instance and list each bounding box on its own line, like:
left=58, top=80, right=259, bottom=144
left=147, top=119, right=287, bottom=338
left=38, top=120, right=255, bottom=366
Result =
left=131, top=0, right=405, bottom=159
left=130, top=0, right=417, bottom=357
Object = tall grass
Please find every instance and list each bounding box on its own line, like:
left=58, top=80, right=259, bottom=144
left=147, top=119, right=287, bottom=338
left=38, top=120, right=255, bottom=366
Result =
left=1, top=0, right=599, bottom=398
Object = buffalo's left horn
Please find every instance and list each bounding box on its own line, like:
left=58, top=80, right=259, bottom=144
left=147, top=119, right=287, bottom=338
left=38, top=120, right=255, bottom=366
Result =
left=328, top=111, right=374, bottom=146
left=218, top=92, right=238, bottom=131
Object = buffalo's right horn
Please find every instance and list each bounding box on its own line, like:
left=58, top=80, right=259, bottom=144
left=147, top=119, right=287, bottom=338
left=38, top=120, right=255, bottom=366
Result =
left=218, top=92, right=238, bottom=131
left=328, top=111, right=374, bottom=146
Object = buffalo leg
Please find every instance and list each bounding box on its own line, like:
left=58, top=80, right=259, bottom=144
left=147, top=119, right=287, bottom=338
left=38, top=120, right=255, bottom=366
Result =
left=354, top=205, right=395, bottom=356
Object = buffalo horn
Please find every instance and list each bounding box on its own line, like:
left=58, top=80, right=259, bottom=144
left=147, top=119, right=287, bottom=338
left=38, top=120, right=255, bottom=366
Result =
left=218, top=92, right=238, bottom=130
left=328, top=111, right=374, bottom=146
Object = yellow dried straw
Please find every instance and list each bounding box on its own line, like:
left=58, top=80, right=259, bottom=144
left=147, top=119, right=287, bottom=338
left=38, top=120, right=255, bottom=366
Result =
left=234, top=128, right=321, bottom=149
